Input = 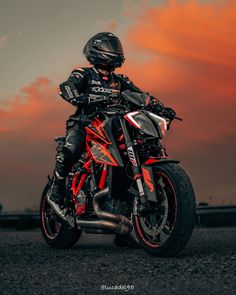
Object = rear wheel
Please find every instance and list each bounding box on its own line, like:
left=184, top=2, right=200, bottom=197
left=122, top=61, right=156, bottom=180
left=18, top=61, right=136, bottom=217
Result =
left=40, top=179, right=82, bottom=249
left=133, top=163, right=196, bottom=257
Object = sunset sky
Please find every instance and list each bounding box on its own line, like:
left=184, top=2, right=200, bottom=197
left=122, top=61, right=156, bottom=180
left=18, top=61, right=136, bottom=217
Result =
left=0, top=0, right=235, bottom=211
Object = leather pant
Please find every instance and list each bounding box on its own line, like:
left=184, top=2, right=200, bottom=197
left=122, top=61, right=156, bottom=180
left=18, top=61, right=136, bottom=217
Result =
left=54, top=117, right=88, bottom=180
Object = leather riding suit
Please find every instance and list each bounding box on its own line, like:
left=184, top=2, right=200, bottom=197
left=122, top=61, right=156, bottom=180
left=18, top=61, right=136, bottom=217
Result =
left=54, top=66, right=143, bottom=181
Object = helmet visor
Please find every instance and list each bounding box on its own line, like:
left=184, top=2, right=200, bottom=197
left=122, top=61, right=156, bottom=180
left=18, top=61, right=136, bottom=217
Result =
left=96, top=38, right=124, bottom=55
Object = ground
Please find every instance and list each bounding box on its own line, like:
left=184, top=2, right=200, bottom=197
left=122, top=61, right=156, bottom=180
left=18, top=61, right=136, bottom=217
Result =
left=0, top=227, right=235, bottom=295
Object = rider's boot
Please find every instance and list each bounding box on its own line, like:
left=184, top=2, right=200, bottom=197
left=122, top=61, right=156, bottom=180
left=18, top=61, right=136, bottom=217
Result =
left=47, top=149, right=73, bottom=221
left=47, top=175, right=68, bottom=221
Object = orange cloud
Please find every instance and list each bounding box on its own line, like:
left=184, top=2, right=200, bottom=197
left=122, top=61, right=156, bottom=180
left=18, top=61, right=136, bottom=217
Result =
left=119, top=0, right=236, bottom=203
left=127, top=0, right=236, bottom=67
left=0, top=78, right=71, bottom=138
left=120, top=0, right=236, bottom=144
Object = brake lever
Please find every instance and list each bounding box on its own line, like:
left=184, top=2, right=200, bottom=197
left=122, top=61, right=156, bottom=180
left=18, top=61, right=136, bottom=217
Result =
left=166, top=116, right=182, bottom=130
left=174, top=116, right=183, bottom=121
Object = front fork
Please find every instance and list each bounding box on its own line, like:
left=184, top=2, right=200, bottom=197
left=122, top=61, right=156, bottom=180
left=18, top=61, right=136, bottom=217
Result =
left=120, top=119, right=147, bottom=215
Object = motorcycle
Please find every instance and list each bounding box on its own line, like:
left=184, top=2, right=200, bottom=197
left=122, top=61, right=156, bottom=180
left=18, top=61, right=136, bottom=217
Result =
left=40, top=90, right=196, bottom=256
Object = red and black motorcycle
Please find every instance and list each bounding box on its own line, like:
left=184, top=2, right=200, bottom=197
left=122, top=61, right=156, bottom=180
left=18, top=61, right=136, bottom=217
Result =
left=40, top=90, right=196, bottom=257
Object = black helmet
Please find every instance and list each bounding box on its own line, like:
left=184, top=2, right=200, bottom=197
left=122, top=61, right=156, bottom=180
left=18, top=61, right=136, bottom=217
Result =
left=83, top=32, right=125, bottom=70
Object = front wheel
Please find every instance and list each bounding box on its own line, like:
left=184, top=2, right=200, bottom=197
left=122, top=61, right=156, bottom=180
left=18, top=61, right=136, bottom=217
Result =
left=40, top=178, right=82, bottom=249
left=133, top=163, right=196, bottom=257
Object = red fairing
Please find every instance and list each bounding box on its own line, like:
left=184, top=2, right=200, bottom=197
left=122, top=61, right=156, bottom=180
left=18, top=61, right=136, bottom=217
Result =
left=85, top=118, right=118, bottom=166
left=141, top=167, right=154, bottom=192
left=85, top=118, right=111, bottom=144
left=90, top=140, right=118, bottom=166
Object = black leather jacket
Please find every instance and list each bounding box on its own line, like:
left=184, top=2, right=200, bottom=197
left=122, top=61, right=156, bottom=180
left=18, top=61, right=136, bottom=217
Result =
left=59, top=66, right=143, bottom=119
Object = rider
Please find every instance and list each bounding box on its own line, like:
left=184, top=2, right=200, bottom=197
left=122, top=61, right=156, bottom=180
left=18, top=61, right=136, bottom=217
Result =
left=47, top=32, right=176, bottom=248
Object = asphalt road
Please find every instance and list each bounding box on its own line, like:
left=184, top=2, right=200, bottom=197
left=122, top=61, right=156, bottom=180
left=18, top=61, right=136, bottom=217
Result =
left=0, top=227, right=235, bottom=295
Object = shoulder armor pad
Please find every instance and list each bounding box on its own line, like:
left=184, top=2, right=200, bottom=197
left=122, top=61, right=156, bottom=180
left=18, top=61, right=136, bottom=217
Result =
left=70, top=67, right=90, bottom=79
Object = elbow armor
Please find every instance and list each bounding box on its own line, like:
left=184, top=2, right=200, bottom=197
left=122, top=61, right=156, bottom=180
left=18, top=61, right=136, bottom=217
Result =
left=59, top=81, right=80, bottom=105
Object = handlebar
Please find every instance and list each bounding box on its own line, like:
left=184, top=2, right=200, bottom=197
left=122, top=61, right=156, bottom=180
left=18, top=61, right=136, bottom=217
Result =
left=85, top=94, right=183, bottom=125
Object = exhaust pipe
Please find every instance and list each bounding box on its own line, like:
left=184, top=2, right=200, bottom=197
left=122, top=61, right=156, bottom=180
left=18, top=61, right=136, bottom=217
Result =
left=76, top=187, right=133, bottom=235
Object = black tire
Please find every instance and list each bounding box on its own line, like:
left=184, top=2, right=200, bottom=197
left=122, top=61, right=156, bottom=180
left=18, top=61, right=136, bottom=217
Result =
left=133, top=163, right=196, bottom=257
left=40, top=180, right=82, bottom=249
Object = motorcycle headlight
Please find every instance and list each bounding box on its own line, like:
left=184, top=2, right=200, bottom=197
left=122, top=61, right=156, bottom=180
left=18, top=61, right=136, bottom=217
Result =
left=148, top=112, right=167, bottom=137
